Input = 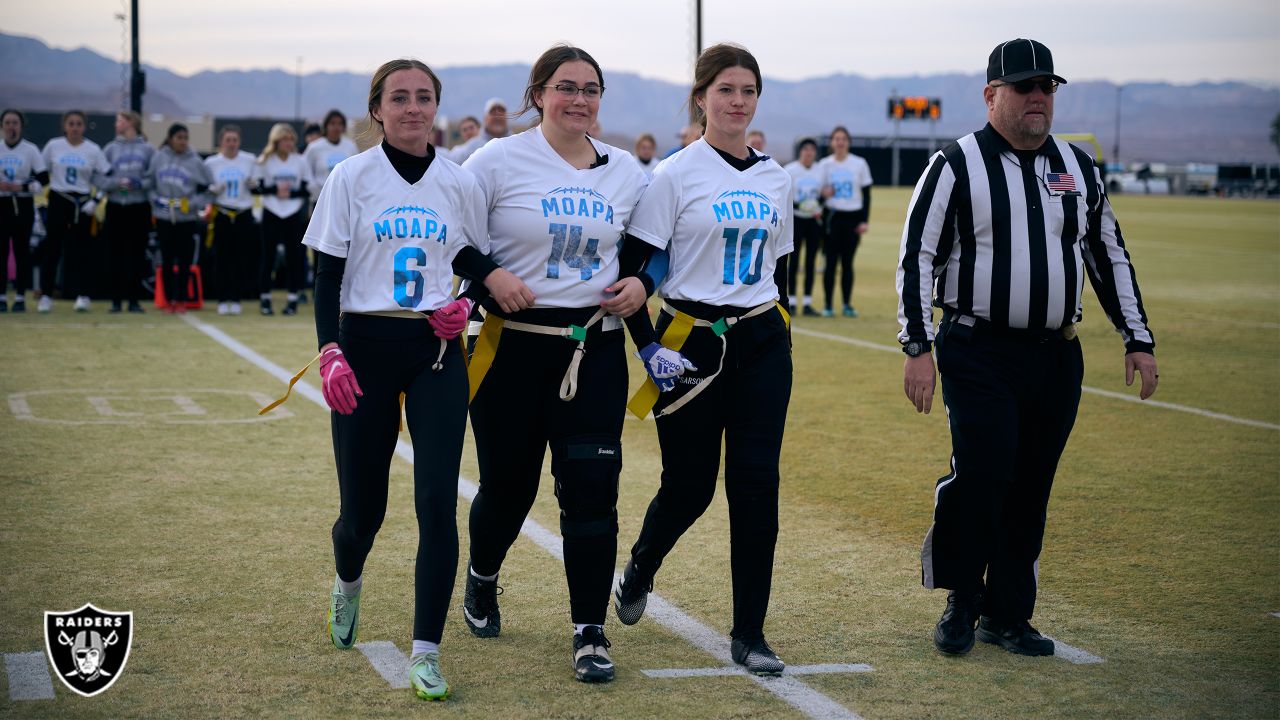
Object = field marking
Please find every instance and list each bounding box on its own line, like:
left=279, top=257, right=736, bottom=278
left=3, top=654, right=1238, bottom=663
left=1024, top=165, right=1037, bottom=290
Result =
left=7, top=388, right=293, bottom=425
left=1045, top=637, right=1105, bottom=665
left=355, top=642, right=410, bottom=690
left=1271, top=612, right=1280, bottom=619
left=643, top=662, right=874, bottom=678
left=791, top=325, right=1280, bottom=431
left=4, top=651, right=56, bottom=701
left=184, top=315, right=867, bottom=720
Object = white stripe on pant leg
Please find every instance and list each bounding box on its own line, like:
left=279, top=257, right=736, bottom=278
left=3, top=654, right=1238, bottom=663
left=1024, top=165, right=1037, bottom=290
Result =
left=922, top=456, right=958, bottom=590
left=356, top=642, right=410, bottom=689
left=4, top=652, right=56, bottom=701
left=185, top=316, right=866, bottom=720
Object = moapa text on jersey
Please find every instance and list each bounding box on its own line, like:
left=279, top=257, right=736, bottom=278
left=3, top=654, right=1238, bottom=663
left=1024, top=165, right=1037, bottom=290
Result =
left=373, top=205, right=448, bottom=244
left=711, top=190, right=779, bottom=227
left=541, top=187, right=615, bottom=224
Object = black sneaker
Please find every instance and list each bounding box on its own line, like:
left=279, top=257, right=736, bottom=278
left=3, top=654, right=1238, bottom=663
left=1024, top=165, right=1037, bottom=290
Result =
left=934, top=590, right=982, bottom=655
left=801, top=305, right=820, bottom=317
left=260, top=299, right=274, bottom=316
left=572, top=626, right=615, bottom=683
left=731, top=637, right=785, bottom=676
left=11, top=298, right=24, bottom=313
left=613, top=559, right=653, bottom=626
left=282, top=300, right=298, bottom=316
left=462, top=573, right=502, bottom=638
left=976, top=616, right=1055, bottom=656
left=127, top=301, right=144, bottom=314
left=109, top=302, right=123, bottom=314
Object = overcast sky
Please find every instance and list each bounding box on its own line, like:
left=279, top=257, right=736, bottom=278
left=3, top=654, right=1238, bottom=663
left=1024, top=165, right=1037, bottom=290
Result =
left=9, top=0, right=1280, bottom=85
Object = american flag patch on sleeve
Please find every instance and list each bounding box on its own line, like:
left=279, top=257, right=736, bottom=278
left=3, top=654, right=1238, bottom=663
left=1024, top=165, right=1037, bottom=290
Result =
left=1045, top=173, right=1077, bottom=192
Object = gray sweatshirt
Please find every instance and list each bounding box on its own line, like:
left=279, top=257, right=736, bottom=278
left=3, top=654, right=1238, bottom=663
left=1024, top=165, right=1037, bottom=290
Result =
left=101, top=135, right=155, bottom=206
left=147, top=145, right=213, bottom=223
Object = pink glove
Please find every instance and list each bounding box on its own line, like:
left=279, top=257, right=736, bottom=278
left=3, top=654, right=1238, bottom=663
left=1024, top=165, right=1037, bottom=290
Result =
left=319, top=347, right=362, bottom=415
left=429, top=298, right=472, bottom=340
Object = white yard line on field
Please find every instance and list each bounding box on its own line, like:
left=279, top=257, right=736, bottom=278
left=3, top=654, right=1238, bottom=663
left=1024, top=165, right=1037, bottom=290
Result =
left=1044, top=637, right=1105, bottom=664
left=643, top=662, right=875, bottom=679
left=355, top=642, right=411, bottom=690
left=184, top=316, right=868, bottom=720
left=790, top=326, right=1280, bottom=431
left=3, top=652, right=56, bottom=701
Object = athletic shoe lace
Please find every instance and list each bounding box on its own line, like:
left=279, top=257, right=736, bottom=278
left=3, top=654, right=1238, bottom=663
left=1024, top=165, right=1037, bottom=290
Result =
left=332, top=593, right=349, bottom=626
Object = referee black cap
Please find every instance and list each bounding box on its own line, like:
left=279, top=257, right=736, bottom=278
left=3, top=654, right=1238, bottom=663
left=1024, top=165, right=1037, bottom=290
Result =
left=987, top=39, right=1068, bottom=84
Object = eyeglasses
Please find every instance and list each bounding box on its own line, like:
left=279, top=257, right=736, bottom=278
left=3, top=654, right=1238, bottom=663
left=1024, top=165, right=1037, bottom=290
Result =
left=992, top=79, right=1059, bottom=95
left=544, top=83, right=604, bottom=100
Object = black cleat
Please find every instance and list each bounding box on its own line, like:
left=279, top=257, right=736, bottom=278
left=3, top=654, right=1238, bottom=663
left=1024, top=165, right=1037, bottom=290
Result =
left=260, top=299, right=274, bottom=316
left=731, top=637, right=785, bottom=676
left=10, top=298, right=24, bottom=313
left=976, top=616, right=1055, bottom=656
left=573, top=626, right=615, bottom=683
left=613, top=559, right=653, bottom=626
left=801, top=305, right=820, bottom=317
left=109, top=302, right=123, bottom=314
left=282, top=300, right=298, bottom=316
left=127, top=301, right=144, bottom=314
left=934, top=590, right=981, bottom=655
left=462, top=573, right=502, bottom=638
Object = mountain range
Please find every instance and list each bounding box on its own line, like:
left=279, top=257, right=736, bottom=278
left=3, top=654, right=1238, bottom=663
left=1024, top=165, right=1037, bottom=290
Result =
left=2, top=31, right=1278, bottom=164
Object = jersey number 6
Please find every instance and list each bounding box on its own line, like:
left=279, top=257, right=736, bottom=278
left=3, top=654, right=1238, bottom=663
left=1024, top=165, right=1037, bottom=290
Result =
left=393, top=246, right=428, bottom=308
left=721, top=227, right=768, bottom=285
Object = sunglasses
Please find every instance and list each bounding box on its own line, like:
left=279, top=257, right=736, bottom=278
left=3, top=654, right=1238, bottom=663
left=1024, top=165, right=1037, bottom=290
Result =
left=992, top=79, right=1059, bottom=95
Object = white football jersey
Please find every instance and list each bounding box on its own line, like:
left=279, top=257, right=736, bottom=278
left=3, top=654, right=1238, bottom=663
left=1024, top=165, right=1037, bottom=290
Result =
left=0, top=139, right=46, bottom=197
left=303, top=145, right=487, bottom=314
left=637, top=156, right=659, bottom=179
left=627, top=138, right=793, bottom=308
left=42, top=137, right=110, bottom=195
left=463, top=126, right=648, bottom=309
left=204, top=151, right=257, bottom=210
left=304, top=136, right=358, bottom=192
left=819, top=153, right=872, bottom=212
left=784, top=160, right=824, bottom=219
left=251, top=153, right=312, bottom=218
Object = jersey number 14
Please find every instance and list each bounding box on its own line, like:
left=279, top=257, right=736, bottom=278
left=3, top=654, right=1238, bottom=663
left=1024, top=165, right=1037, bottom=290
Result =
left=547, top=223, right=601, bottom=281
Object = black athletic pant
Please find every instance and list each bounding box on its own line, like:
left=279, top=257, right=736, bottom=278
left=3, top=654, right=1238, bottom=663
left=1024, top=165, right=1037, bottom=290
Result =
left=823, top=210, right=862, bottom=310
left=788, top=216, right=823, bottom=302
left=105, top=202, right=152, bottom=304
left=43, top=192, right=93, bottom=298
left=156, top=219, right=198, bottom=304
left=259, top=210, right=306, bottom=296
left=331, top=313, right=468, bottom=643
left=629, top=300, right=792, bottom=642
left=468, top=307, right=627, bottom=626
left=0, top=196, right=34, bottom=295
left=922, top=309, right=1083, bottom=621
left=212, top=209, right=256, bottom=303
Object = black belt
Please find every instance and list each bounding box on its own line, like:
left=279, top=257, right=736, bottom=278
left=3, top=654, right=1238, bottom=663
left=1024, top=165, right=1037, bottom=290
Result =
left=941, top=307, right=1076, bottom=343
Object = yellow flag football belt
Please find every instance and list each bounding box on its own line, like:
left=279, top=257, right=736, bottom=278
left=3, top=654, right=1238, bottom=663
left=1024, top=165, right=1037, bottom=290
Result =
left=626, top=300, right=789, bottom=420
left=466, top=307, right=610, bottom=403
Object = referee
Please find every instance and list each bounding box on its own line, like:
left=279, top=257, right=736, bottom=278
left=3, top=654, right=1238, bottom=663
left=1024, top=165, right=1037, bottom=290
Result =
left=896, top=38, right=1159, bottom=657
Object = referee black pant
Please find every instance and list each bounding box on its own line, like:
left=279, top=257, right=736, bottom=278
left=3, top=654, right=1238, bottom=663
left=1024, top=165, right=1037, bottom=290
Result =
left=331, top=314, right=468, bottom=644
left=629, top=300, right=792, bottom=643
left=923, top=309, right=1083, bottom=621
left=0, top=196, right=34, bottom=295
left=468, top=307, right=627, bottom=626
left=788, top=216, right=823, bottom=302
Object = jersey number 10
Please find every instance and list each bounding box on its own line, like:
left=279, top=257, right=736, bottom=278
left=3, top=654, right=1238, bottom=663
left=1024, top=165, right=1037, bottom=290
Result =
left=722, top=228, right=768, bottom=285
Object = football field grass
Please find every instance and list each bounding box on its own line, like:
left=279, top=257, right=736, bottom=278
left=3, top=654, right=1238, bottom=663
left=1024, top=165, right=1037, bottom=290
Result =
left=1, top=189, right=1277, bottom=718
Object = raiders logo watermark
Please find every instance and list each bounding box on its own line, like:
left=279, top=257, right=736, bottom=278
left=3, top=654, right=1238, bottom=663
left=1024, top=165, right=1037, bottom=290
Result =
left=44, top=603, right=133, bottom=697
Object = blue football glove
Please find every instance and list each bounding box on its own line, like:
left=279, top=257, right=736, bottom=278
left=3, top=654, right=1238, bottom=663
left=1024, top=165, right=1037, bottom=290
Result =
left=638, top=342, right=697, bottom=392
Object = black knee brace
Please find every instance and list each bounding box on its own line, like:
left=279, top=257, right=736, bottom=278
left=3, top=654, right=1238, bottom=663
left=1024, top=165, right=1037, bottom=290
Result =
left=551, top=434, right=621, bottom=538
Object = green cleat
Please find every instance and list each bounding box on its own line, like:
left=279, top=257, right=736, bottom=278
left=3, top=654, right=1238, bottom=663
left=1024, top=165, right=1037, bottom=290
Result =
left=327, top=576, right=361, bottom=650
left=409, top=652, right=450, bottom=701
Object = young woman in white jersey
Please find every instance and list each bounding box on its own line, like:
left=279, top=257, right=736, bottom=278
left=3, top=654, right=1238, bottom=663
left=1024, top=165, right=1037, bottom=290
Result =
left=102, top=110, right=154, bottom=313
left=0, top=109, right=48, bottom=313
left=634, top=133, right=659, bottom=178
left=147, top=123, right=213, bottom=314
left=40, top=110, right=111, bottom=313
left=459, top=44, right=660, bottom=684
left=612, top=43, right=795, bottom=677
left=304, top=58, right=506, bottom=702
left=204, top=125, right=258, bottom=315
left=251, top=123, right=312, bottom=316
left=303, top=110, right=358, bottom=194
left=818, top=125, right=872, bottom=317
left=784, top=138, right=825, bottom=315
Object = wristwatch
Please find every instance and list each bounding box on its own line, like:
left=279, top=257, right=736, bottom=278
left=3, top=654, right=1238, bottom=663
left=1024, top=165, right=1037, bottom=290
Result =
left=902, top=341, right=931, bottom=357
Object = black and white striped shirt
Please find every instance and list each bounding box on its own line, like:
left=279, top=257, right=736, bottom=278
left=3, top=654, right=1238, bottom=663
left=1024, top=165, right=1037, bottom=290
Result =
left=896, top=123, right=1154, bottom=354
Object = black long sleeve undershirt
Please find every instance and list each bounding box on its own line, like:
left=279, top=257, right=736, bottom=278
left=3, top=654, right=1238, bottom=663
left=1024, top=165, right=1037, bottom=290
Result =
left=314, top=251, right=345, bottom=350
left=852, top=186, right=872, bottom=226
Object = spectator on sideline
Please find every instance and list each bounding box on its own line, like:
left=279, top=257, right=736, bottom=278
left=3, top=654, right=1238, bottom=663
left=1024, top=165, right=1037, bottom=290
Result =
left=102, top=110, right=155, bottom=313
left=449, top=98, right=510, bottom=164
left=205, top=125, right=258, bottom=315
left=147, top=123, right=213, bottom=314
left=251, top=123, right=312, bottom=316
left=634, top=133, right=658, bottom=178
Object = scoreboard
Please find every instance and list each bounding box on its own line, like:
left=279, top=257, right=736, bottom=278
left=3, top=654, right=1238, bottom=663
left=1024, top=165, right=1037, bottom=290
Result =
left=887, top=96, right=942, bottom=120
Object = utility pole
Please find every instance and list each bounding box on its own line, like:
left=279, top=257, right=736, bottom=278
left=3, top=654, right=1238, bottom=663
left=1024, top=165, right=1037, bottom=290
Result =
left=1113, top=84, right=1122, bottom=166
left=690, top=0, right=702, bottom=124
left=129, top=0, right=143, bottom=112
left=295, top=57, right=303, bottom=120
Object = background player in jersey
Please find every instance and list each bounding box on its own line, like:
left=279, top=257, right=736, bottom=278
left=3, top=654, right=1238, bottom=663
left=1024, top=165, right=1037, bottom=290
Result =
left=634, top=133, right=659, bottom=178
left=304, top=58, right=496, bottom=702
left=102, top=111, right=154, bottom=313
left=205, top=125, right=258, bottom=315
left=449, top=98, right=510, bottom=164
left=251, top=123, right=312, bottom=316
left=40, top=110, right=111, bottom=313
left=459, top=44, right=658, bottom=684
left=147, top=123, right=213, bottom=314
left=612, top=43, right=795, bottom=677
left=0, top=109, right=48, bottom=313
left=304, top=110, right=357, bottom=196
left=784, top=137, right=825, bottom=316
left=818, top=125, right=872, bottom=317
